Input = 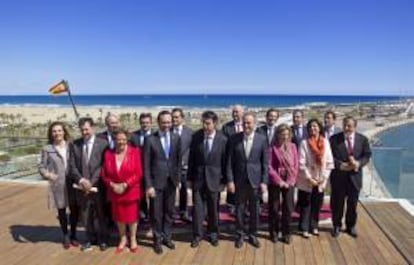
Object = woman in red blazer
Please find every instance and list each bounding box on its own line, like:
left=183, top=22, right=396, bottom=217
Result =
left=101, top=128, right=143, bottom=253
left=268, top=123, right=299, bottom=244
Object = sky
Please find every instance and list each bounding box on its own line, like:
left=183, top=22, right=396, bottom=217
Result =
left=0, top=0, right=413, bottom=95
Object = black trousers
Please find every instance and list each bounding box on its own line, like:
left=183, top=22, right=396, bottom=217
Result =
left=192, top=187, right=219, bottom=240
left=139, top=183, right=149, bottom=218
left=80, top=192, right=108, bottom=244
left=268, top=185, right=294, bottom=237
left=179, top=172, right=189, bottom=214
left=235, top=184, right=260, bottom=238
left=298, top=187, right=324, bottom=232
left=330, top=175, right=359, bottom=229
left=57, top=203, right=79, bottom=239
left=226, top=192, right=236, bottom=206
left=150, top=181, right=176, bottom=242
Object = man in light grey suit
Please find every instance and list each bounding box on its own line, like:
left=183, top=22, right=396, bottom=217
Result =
left=227, top=112, right=268, bottom=249
left=70, top=117, right=109, bottom=252
left=172, top=108, right=193, bottom=222
left=324, top=111, right=342, bottom=139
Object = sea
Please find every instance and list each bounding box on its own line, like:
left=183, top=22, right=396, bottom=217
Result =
left=373, top=123, right=414, bottom=203
left=0, top=94, right=404, bottom=108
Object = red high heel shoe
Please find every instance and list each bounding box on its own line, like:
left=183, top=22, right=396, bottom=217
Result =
left=115, top=245, right=125, bottom=254
left=130, top=246, right=139, bottom=253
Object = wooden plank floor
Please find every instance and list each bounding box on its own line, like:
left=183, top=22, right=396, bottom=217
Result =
left=362, top=201, right=414, bottom=264
left=0, top=182, right=411, bottom=265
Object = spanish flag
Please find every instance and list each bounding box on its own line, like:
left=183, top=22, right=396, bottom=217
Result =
left=49, top=80, right=69, bottom=95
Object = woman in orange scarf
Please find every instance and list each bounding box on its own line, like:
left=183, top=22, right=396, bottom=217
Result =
left=297, top=118, right=334, bottom=238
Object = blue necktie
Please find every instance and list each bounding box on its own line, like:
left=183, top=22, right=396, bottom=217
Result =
left=163, top=133, right=170, bottom=158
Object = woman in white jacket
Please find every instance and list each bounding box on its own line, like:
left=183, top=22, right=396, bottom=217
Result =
left=297, top=118, right=334, bottom=238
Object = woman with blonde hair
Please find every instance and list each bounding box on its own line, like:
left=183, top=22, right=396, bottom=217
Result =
left=268, top=124, right=299, bottom=244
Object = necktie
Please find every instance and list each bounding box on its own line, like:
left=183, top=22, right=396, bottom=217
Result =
left=82, top=142, right=90, bottom=177
left=204, top=136, right=211, bottom=156
left=245, top=136, right=252, bottom=158
left=346, top=136, right=353, bottom=156
left=162, top=134, right=170, bottom=158
left=268, top=127, right=274, bottom=144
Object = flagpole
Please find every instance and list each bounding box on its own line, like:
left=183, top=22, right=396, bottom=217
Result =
left=65, top=80, right=80, bottom=119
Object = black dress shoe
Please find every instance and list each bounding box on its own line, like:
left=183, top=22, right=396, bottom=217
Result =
left=154, top=243, right=163, bottom=254
left=248, top=236, right=261, bottom=248
left=190, top=238, right=200, bottom=248
left=210, top=238, right=219, bottom=247
left=99, top=243, right=108, bottom=251
left=162, top=239, right=176, bottom=249
left=282, top=235, right=291, bottom=245
left=81, top=242, right=93, bottom=252
left=332, top=227, right=341, bottom=238
left=347, top=227, right=358, bottom=238
left=235, top=238, right=244, bottom=248
left=270, top=234, right=278, bottom=243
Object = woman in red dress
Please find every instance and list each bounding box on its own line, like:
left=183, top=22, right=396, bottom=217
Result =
left=101, top=128, right=143, bottom=253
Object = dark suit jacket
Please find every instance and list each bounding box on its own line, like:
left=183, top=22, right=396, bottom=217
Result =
left=291, top=124, right=308, bottom=148
left=256, top=124, right=274, bottom=144
left=188, top=130, right=227, bottom=192
left=129, top=129, right=153, bottom=147
left=226, top=132, right=268, bottom=188
left=222, top=120, right=238, bottom=138
left=329, top=132, right=372, bottom=190
left=97, top=131, right=114, bottom=148
left=143, top=131, right=182, bottom=190
left=172, top=125, right=193, bottom=172
left=70, top=136, right=108, bottom=188
left=324, top=125, right=342, bottom=139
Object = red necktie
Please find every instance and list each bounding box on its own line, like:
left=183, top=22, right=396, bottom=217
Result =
left=346, top=136, right=353, bottom=156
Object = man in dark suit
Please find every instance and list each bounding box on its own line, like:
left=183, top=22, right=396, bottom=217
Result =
left=70, top=117, right=109, bottom=252
left=222, top=104, right=244, bottom=214
left=97, top=113, right=120, bottom=150
left=257, top=108, right=279, bottom=145
left=130, top=112, right=153, bottom=148
left=129, top=112, right=154, bottom=221
left=188, top=111, right=227, bottom=248
left=171, top=108, right=193, bottom=222
left=329, top=116, right=371, bottom=238
left=324, top=110, right=342, bottom=139
left=291, top=109, right=308, bottom=148
left=227, top=112, right=268, bottom=248
left=143, top=110, right=181, bottom=254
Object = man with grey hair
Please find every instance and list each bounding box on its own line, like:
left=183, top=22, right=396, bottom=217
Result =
left=97, top=113, right=120, bottom=150
left=227, top=112, right=268, bottom=248
left=222, top=104, right=244, bottom=214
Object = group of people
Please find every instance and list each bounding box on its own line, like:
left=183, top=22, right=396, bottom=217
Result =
left=39, top=105, right=371, bottom=255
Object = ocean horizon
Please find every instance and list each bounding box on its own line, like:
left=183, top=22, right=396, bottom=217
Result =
left=0, top=94, right=407, bottom=108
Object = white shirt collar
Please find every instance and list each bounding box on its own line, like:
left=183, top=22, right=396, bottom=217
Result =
left=84, top=135, right=95, bottom=145
left=205, top=130, right=216, bottom=139
left=244, top=131, right=255, bottom=141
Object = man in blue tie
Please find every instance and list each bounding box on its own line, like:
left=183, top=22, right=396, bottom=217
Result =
left=143, top=110, right=182, bottom=254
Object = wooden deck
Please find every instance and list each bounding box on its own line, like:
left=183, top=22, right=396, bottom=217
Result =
left=0, top=182, right=413, bottom=265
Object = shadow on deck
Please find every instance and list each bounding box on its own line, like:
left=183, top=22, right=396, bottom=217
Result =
left=0, top=182, right=413, bottom=265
